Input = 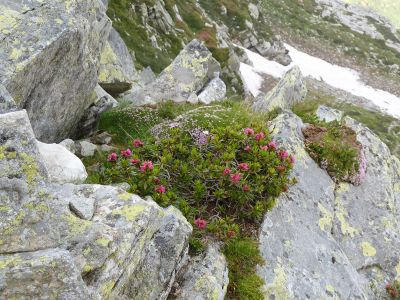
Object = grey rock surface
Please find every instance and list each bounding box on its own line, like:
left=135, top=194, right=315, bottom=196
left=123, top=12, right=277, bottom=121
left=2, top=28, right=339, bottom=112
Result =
left=60, top=139, right=77, bottom=154
left=99, top=27, right=138, bottom=95
left=198, top=77, right=227, bottom=105
left=69, top=196, right=95, bottom=220
left=140, top=66, right=157, bottom=85
left=76, top=140, right=98, bottom=157
left=0, top=110, right=48, bottom=186
left=258, top=111, right=368, bottom=299
left=333, top=116, right=400, bottom=298
left=171, top=243, right=229, bottom=300
left=316, top=105, right=344, bottom=122
left=0, top=103, right=192, bottom=300
left=0, top=249, right=89, bottom=300
left=258, top=111, right=400, bottom=299
left=252, top=66, right=307, bottom=112
left=124, top=40, right=221, bottom=105
left=0, top=84, right=16, bottom=114
left=0, top=0, right=111, bottom=142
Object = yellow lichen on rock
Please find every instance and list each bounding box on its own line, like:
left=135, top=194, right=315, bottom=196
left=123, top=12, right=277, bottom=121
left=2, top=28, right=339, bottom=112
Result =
left=96, top=238, right=110, bottom=247
left=335, top=191, right=359, bottom=237
left=9, top=48, right=23, bottom=60
left=361, top=242, right=377, bottom=257
left=112, top=204, right=147, bottom=221
left=0, top=8, right=20, bottom=34
left=265, top=257, right=291, bottom=300
left=318, top=203, right=333, bottom=232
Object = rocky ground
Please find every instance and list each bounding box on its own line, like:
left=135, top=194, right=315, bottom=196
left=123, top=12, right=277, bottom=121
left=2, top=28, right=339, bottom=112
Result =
left=1, top=0, right=400, bottom=299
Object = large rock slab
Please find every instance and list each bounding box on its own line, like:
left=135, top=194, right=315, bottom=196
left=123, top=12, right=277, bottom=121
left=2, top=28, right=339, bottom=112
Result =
left=0, top=0, right=111, bottom=142
left=124, top=39, right=221, bottom=106
left=332, top=116, right=400, bottom=298
left=98, top=27, right=138, bottom=95
left=0, top=107, right=192, bottom=299
left=258, top=111, right=400, bottom=298
left=252, top=66, right=307, bottom=112
left=171, top=243, right=229, bottom=300
left=258, top=111, right=369, bottom=299
left=0, top=248, right=89, bottom=300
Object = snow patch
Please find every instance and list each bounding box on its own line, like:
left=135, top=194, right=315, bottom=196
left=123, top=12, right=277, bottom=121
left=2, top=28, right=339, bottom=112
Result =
left=239, top=44, right=400, bottom=118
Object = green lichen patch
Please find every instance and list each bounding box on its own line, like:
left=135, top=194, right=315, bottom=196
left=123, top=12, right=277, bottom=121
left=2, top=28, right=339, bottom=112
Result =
left=112, top=204, right=147, bottom=222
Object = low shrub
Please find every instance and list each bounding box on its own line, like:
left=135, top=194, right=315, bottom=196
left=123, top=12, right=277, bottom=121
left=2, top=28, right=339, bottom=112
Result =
left=90, top=113, right=295, bottom=298
left=386, top=280, right=400, bottom=299
left=99, top=124, right=294, bottom=222
left=87, top=102, right=295, bottom=299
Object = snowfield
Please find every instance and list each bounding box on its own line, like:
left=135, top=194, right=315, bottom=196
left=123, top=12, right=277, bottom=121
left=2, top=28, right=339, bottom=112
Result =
left=239, top=44, right=400, bottom=119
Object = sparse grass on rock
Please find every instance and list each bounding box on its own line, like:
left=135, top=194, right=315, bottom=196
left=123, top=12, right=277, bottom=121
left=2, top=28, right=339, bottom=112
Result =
left=293, top=91, right=400, bottom=159
left=302, top=121, right=362, bottom=184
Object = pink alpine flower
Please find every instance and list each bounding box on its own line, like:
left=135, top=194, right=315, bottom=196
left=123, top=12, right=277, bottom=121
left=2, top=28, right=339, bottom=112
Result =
left=223, top=168, right=232, bottom=175
left=260, top=145, right=269, bottom=151
left=244, top=145, right=251, bottom=152
left=153, top=177, right=161, bottom=184
left=238, top=163, right=249, bottom=171
left=243, top=184, right=250, bottom=192
left=279, top=150, right=289, bottom=160
left=132, top=139, right=144, bottom=148
left=107, top=152, right=118, bottom=162
left=140, top=161, right=154, bottom=172
left=155, top=185, right=166, bottom=194
left=268, top=141, right=277, bottom=150
left=131, top=158, right=140, bottom=165
left=194, top=219, right=207, bottom=230
left=276, top=165, right=286, bottom=172
left=227, top=230, right=236, bottom=238
left=255, top=132, right=265, bottom=141
left=121, top=148, right=132, bottom=158
left=289, top=155, right=296, bottom=164
left=244, top=128, right=255, bottom=135
left=230, top=173, right=242, bottom=183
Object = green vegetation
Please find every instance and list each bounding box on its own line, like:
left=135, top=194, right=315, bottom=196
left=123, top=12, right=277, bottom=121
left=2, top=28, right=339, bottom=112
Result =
left=85, top=101, right=295, bottom=299
left=293, top=90, right=400, bottom=158
left=344, top=0, right=400, bottom=29
left=223, top=238, right=265, bottom=299
left=302, top=121, right=362, bottom=183
left=386, top=279, right=400, bottom=299
left=107, top=0, right=183, bottom=72
left=98, top=101, right=200, bottom=145
left=199, top=0, right=273, bottom=40
left=261, top=0, right=400, bottom=77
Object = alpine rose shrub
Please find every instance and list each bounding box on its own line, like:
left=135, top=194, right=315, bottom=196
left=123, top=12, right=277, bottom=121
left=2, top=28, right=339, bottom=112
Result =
left=386, top=280, right=400, bottom=299
left=99, top=124, right=294, bottom=246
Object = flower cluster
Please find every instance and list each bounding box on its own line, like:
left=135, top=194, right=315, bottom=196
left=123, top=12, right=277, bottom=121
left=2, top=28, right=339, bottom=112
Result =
left=386, top=280, right=400, bottom=299
left=99, top=125, right=295, bottom=254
